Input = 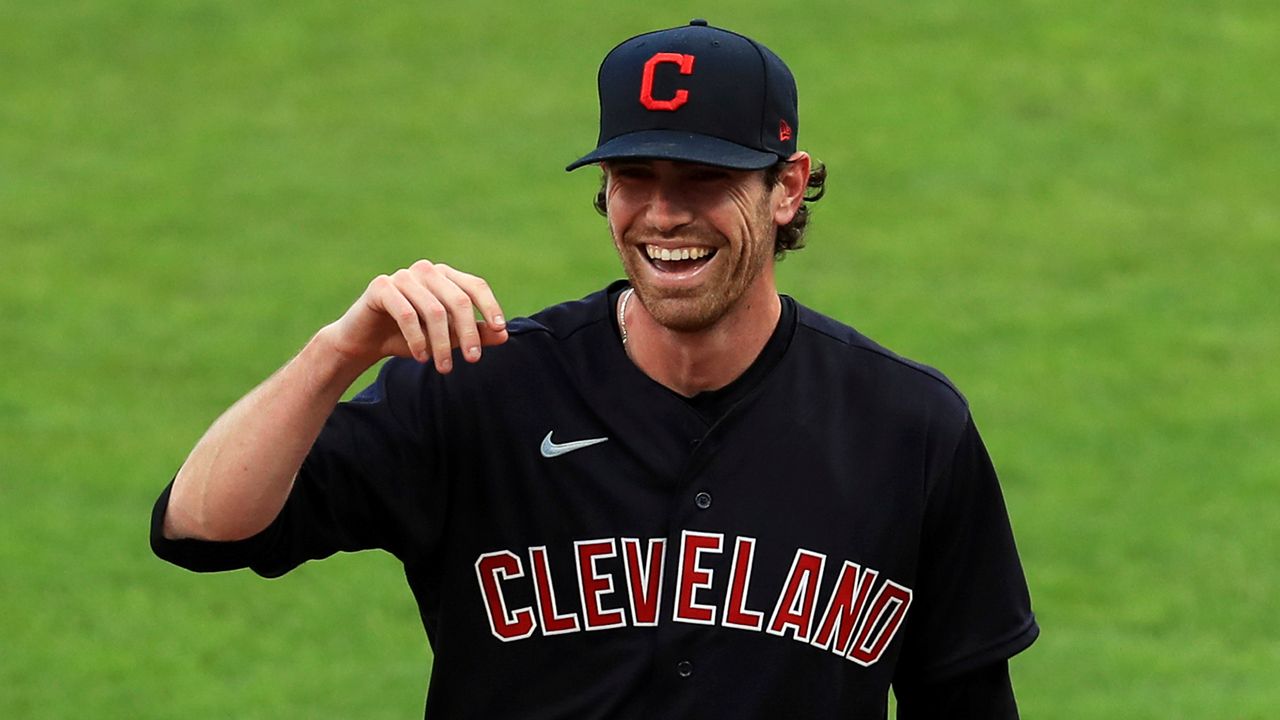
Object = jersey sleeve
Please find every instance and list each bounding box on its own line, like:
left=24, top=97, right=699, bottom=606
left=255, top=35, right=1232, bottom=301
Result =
left=150, top=357, right=447, bottom=578
left=892, top=413, right=1039, bottom=684
left=894, top=659, right=1020, bottom=719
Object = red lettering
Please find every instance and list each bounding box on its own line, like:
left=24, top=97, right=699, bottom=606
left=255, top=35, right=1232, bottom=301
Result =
left=528, top=546, right=581, bottom=635
left=474, top=551, right=536, bottom=642
left=848, top=581, right=913, bottom=666
left=478, top=537, right=914, bottom=663
left=639, top=52, right=695, bottom=111
left=722, top=537, right=765, bottom=631
left=674, top=530, right=723, bottom=625
left=621, top=538, right=666, bottom=627
left=575, top=539, right=627, bottom=630
left=811, top=562, right=878, bottom=653
left=767, top=549, right=827, bottom=642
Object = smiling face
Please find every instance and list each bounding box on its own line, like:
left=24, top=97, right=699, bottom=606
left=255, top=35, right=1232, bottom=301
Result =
left=603, top=159, right=790, bottom=333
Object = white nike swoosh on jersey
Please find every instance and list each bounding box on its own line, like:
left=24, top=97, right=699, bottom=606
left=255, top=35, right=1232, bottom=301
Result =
left=540, top=431, right=609, bottom=458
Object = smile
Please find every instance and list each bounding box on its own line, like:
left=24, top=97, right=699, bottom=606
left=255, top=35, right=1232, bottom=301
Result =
left=645, top=244, right=715, bottom=262
left=642, top=244, right=718, bottom=276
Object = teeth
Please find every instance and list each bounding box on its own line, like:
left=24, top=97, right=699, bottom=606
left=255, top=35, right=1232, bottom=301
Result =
left=645, top=245, right=713, bottom=261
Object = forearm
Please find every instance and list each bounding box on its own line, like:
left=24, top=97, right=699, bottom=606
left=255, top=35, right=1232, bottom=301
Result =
left=163, top=329, right=371, bottom=541
left=161, top=260, right=507, bottom=542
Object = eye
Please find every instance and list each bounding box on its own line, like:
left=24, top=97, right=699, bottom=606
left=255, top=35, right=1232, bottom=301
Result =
left=608, top=164, right=654, bottom=181
left=688, top=169, right=730, bottom=183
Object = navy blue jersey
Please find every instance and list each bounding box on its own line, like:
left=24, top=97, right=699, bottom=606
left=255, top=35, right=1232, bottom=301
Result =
left=152, top=281, right=1037, bottom=718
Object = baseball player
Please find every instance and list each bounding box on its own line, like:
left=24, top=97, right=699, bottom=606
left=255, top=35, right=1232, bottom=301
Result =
left=152, top=20, right=1037, bottom=718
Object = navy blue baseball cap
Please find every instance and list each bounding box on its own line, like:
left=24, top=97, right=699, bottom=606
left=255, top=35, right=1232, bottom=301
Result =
left=567, top=20, right=799, bottom=171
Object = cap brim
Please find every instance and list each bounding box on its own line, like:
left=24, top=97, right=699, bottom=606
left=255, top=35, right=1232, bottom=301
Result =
left=566, top=130, right=779, bottom=171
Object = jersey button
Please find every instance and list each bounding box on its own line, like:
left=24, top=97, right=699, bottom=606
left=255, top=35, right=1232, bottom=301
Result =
left=694, top=491, right=712, bottom=510
left=676, top=660, right=694, bottom=678
left=689, top=438, right=701, bottom=449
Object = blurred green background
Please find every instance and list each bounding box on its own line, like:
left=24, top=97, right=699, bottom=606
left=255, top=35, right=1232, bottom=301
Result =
left=3, top=1, right=1276, bottom=717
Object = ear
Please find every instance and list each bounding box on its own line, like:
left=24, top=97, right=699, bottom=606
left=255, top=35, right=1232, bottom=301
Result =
left=772, top=152, right=811, bottom=226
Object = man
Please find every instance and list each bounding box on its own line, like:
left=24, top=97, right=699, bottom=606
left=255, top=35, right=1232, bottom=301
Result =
left=152, top=20, right=1037, bottom=718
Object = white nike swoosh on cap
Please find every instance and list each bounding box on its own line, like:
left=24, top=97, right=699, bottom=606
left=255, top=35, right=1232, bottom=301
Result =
left=540, top=431, right=609, bottom=458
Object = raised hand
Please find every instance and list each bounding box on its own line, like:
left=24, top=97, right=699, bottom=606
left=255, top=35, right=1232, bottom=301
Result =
left=321, top=260, right=508, bottom=373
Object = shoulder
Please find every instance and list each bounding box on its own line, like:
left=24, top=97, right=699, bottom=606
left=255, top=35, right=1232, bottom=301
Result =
left=363, top=282, right=616, bottom=384
left=374, top=282, right=622, bottom=392
left=787, top=300, right=972, bottom=431
left=501, top=281, right=618, bottom=345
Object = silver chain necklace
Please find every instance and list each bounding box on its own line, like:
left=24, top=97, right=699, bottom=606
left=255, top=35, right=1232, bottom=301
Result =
left=617, top=287, right=635, bottom=346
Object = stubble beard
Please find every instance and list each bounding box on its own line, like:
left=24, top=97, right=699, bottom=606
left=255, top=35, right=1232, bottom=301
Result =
left=616, top=203, right=777, bottom=334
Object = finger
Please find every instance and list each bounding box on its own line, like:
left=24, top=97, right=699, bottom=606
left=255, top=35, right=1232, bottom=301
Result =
left=477, top=322, right=509, bottom=347
left=439, top=321, right=508, bottom=348
left=372, top=275, right=428, bottom=363
left=435, top=322, right=504, bottom=351
left=393, top=268, right=454, bottom=372
left=435, top=264, right=507, bottom=333
left=415, top=263, right=484, bottom=364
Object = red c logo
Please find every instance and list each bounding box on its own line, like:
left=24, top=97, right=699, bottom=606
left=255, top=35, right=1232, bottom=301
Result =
left=640, top=52, right=695, bottom=111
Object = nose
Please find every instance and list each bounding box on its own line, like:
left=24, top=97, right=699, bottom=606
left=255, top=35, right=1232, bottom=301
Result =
left=644, top=179, right=693, bottom=234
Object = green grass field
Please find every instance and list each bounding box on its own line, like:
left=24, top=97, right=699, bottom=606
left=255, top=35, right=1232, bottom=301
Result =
left=3, top=1, right=1277, bottom=717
